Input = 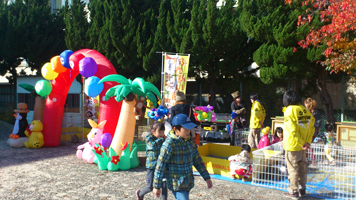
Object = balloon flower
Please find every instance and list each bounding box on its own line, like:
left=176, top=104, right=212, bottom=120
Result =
left=60, top=50, right=74, bottom=69
left=84, top=76, right=104, bottom=97
left=51, top=56, right=67, bottom=73
left=79, top=57, right=98, bottom=78
left=41, top=62, right=58, bottom=80
left=35, top=80, right=52, bottom=97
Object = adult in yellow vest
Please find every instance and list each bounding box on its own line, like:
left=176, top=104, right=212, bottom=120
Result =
left=248, top=93, right=266, bottom=148
left=282, top=91, right=315, bottom=199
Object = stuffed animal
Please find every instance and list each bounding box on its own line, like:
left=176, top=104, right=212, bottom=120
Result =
left=7, top=103, right=30, bottom=148
left=76, top=119, right=107, bottom=163
left=24, top=120, right=44, bottom=149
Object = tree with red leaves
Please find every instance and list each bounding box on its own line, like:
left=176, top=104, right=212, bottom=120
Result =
left=286, top=0, right=356, bottom=73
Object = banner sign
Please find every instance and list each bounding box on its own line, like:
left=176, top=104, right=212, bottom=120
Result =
left=163, top=53, right=190, bottom=109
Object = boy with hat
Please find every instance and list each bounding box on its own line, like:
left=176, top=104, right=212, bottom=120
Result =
left=153, top=114, right=213, bottom=199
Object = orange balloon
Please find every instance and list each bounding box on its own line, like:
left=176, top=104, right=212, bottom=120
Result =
left=51, top=56, right=67, bottom=73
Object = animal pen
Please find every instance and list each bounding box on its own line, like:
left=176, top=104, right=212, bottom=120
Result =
left=252, top=141, right=356, bottom=199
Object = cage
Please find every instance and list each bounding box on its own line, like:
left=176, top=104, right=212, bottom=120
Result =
left=252, top=142, right=356, bottom=199
left=137, top=125, right=151, bottom=141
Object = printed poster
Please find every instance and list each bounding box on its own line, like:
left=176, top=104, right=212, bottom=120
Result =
left=163, top=53, right=190, bottom=109
left=85, top=95, right=100, bottom=121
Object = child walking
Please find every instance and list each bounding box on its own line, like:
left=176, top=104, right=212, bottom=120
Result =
left=228, top=144, right=253, bottom=182
left=324, top=124, right=335, bottom=165
left=153, top=114, right=213, bottom=200
left=271, top=127, right=283, bottom=144
left=136, top=122, right=167, bottom=200
left=230, top=112, right=243, bottom=146
left=257, top=126, right=271, bottom=149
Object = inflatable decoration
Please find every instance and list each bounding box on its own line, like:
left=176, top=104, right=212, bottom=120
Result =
left=195, top=105, right=215, bottom=121
left=101, top=133, right=113, bottom=148
left=92, top=144, right=110, bottom=170
left=41, top=62, right=58, bottom=80
left=24, top=120, right=44, bottom=148
left=60, top=50, right=74, bottom=69
left=51, top=55, right=67, bottom=73
left=120, top=142, right=131, bottom=170
left=99, top=74, right=161, bottom=156
left=84, top=76, right=104, bottom=97
left=7, top=103, right=29, bottom=148
left=42, top=49, right=121, bottom=147
left=130, top=143, right=140, bottom=168
left=35, top=80, right=52, bottom=97
left=76, top=119, right=107, bottom=163
left=107, top=147, right=120, bottom=171
left=147, top=106, right=169, bottom=121
left=79, top=57, right=98, bottom=78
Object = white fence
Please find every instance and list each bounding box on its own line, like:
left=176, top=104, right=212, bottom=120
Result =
left=252, top=142, right=356, bottom=199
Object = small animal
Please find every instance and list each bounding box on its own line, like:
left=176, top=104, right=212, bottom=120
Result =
left=24, top=120, right=44, bottom=149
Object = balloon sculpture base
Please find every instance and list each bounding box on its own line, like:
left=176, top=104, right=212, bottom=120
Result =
left=7, top=137, right=28, bottom=148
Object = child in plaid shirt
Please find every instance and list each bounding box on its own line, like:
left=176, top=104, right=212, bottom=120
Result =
left=136, top=122, right=167, bottom=200
left=153, top=114, right=213, bottom=200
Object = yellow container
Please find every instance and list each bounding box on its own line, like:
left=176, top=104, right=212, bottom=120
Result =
left=194, top=143, right=256, bottom=178
left=203, top=127, right=212, bottom=131
left=61, top=127, right=91, bottom=141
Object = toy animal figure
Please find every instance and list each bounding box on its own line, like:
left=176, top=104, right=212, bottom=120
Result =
left=76, top=119, right=107, bottom=163
left=7, top=103, right=30, bottom=148
left=24, top=120, right=44, bottom=149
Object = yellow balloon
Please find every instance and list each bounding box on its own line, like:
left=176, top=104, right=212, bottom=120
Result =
left=41, top=62, right=58, bottom=80
left=202, top=112, right=208, bottom=118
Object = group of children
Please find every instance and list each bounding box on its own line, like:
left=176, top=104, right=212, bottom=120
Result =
left=136, top=114, right=212, bottom=200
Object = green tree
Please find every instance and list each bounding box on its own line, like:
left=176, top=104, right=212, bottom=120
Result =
left=63, top=0, right=89, bottom=51
left=0, top=0, right=25, bottom=84
left=239, top=0, right=340, bottom=124
left=23, top=0, right=66, bottom=71
left=108, top=0, right=161, bottom=82
left=188, top=0, right=259, bottom=107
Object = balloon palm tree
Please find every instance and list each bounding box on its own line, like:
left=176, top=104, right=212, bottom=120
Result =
left=99, top=75, right=160, bottom=156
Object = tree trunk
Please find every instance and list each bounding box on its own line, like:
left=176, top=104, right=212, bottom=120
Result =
left=316, top=70, right=335, bottom=124
left=110, top=97, right=136, bottom=156
left=209, top=76, right=216, bottom=108
left=33, top=95, right=46, bottom=122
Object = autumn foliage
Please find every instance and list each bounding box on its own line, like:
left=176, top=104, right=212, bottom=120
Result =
left=286, top=0, right=356, bottom=73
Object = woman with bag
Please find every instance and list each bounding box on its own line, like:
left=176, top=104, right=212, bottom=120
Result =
left=167, top=90, right=201, bottom=146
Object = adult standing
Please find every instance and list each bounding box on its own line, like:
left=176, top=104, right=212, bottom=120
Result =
left=230, top=91, right=246, bottom=146
left=248, top=93, right=266, bottom=148
left=283, top=91, right=315, bottom=199
left=167, top=91, right=201, bottom=145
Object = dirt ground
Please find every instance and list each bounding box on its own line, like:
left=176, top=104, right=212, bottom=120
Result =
left=0, top=121, right=320, bottom=200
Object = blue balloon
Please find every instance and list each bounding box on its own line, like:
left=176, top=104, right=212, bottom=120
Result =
left=60, top=50, right=74, bottom=69
left=85, top=76, right=104, bottom=97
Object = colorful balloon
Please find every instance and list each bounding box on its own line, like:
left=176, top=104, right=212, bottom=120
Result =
left=60, top=50, right=74, bottom=69
left=41, top=62, right=58, bottom=80
left=51, top=56, right=67, bottom=73
left=79, top=57, right=98, bottom=77
left=84, top=76, right=104, bottom=97
left=201, top=112, right=208, bottom=118
left=35, top=80, right=52, bottom=97
left=101, top=133, right=113, bottom=148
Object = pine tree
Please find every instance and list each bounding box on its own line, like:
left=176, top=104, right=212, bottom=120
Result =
left=63, top=0, right=89, bottom=51
left=23, top=0, right=66, bottom=71
left=239, top=0, right=340, bottom=124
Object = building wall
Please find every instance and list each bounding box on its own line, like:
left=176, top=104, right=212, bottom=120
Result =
left=17, top=76, right=82, bottom=124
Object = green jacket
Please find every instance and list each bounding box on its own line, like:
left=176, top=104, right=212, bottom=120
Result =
left=283, top=105, right=315, bottom=151
left=153, top=131, right=210, bottom=191
left=249, top=100, right=266, bottom=129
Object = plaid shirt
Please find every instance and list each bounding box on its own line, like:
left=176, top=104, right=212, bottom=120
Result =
left=145, top=133, right=164, bottom=169
left=153, top=131, right=210, bottom=192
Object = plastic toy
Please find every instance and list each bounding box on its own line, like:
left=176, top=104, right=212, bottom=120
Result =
left=24, top=120, right=44, bottom=149
left=257, top=126, right=271, bottom=149
left=76, top=119, right=107, bottom=163
left=195, top=105, right=215, bottom=121
left=7, top=103, right=30, bottom=148
left=147, top=105, right=169, bottom=121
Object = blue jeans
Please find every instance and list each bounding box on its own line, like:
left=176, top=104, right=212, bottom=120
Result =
left=172, top=191, right=189, bottom=200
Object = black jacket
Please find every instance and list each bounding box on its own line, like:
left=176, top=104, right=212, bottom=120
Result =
left=168, top=104, right=199, bottom=125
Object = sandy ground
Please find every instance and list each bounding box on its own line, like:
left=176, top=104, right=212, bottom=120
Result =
left=0, top=121, right=320, bottom=200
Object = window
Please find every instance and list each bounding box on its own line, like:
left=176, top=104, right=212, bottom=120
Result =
left=64, top=94, right=81, bottom=113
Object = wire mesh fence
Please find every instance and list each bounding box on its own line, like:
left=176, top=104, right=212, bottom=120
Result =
left=252, top=142, right=356, bottom=199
